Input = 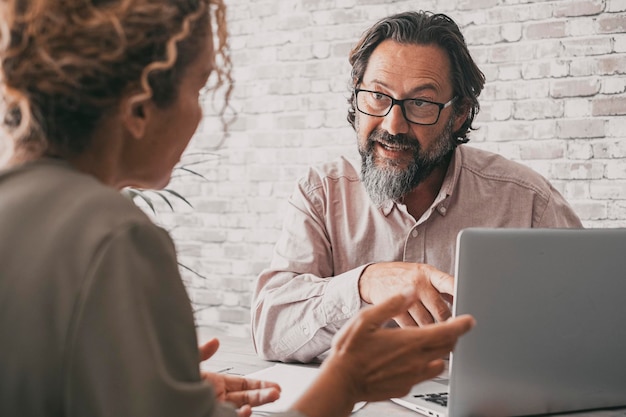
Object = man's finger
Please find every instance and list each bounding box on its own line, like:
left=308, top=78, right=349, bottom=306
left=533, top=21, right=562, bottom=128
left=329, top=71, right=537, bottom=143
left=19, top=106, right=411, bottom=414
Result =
left=422, top=293, right=452, bottom=323
left=428, top=269, right=455, bottom=295
left=407, top=303, right=435, bottom=327
left=359, top=290, right=418, bottom=328
left=393, top=311, right=419, bottom=328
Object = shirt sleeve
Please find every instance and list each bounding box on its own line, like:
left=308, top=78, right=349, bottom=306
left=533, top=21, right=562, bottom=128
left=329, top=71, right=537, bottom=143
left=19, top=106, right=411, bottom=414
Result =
left=533, top=185, right=583, bottom=228
left=64, top=221, right=239, bottom=417
left=251, top=179, right=364, bottom=363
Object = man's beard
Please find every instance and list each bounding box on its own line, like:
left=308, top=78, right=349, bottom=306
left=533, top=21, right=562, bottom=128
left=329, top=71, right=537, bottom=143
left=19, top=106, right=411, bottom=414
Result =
left=359, top=118, right=455, bottom=206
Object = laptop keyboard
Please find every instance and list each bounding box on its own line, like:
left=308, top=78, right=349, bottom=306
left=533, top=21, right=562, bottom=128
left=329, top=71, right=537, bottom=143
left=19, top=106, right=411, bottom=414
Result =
left=413, top=392, right=448, bottom=407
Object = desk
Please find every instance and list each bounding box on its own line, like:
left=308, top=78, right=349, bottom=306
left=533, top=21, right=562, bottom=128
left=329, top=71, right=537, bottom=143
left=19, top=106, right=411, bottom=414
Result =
left=198, top=332, right=626, bottom=417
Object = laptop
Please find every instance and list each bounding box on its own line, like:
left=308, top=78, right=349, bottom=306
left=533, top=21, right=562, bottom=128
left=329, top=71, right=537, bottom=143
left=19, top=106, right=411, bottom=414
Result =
left=392, top=228, right=626, bottom=417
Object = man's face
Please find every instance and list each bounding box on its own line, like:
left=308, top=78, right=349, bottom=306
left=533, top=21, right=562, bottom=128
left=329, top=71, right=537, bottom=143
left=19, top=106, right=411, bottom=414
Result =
left=355, top=40, right=466, bottom=205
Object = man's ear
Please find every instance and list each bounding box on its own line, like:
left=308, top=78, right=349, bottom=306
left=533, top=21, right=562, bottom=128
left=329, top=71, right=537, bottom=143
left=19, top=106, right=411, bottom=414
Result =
left=120, top=95, right=150, bottom=139
left=453, top=99, right=471, bottom=133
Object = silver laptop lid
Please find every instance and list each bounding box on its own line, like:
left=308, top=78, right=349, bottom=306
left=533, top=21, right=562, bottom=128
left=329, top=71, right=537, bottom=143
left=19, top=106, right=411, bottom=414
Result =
left=448, top=228, right=626, bottom=417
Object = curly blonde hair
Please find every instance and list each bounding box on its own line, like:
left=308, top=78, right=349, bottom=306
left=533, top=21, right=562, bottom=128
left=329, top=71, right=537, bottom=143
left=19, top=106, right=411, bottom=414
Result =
left=0, top=0, right=232, bottom=158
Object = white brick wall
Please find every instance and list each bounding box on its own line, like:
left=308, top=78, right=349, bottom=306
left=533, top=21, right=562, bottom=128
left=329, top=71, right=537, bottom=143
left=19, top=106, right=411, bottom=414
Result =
left=155, top=0, right=626, bottom=337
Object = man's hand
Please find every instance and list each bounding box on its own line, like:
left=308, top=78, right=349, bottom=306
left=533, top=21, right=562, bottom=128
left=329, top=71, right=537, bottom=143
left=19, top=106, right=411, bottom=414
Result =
left=358, top=262, right=454, bottom=326
left=199, top=339, right=281, bottom=417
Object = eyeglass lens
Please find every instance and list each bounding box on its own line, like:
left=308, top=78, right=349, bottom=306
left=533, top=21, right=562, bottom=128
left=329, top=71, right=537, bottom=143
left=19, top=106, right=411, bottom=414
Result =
left=356, top=90, right=441, bottom=125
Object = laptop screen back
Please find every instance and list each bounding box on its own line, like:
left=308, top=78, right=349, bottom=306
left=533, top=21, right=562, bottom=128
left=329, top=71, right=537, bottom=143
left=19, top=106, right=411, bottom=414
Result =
left=448, top=228, right=626, bottom=417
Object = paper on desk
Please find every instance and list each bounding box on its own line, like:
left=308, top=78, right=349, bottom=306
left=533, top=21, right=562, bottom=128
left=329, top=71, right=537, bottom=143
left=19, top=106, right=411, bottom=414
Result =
left=247, top=363, right=366, bottom=414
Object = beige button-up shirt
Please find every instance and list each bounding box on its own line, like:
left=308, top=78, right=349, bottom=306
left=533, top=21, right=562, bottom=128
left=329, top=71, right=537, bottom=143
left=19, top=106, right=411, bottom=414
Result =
left=252, top=145, right=582, bottom=363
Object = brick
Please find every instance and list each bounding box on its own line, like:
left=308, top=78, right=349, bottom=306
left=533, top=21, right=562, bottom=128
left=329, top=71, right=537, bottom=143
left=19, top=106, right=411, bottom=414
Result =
left=522, top=60, right=568, bottom=79
left=514, top=99, right=563, bottom=120
left=592, top=96, right=626, bottom=116
left=218, top=308, right=250, bottom=325
left=564, top=98, right=592, bottom=118
left=519, top=141, right=565, bottom=160
left=486, top=7, right=527, bottom=24
left=498, top=63, right=521, bottom=80
left=464, top=25, right=503, bottom=45
left=495, top=142, right=520, bottom=160
left=519, top=160, right=551, bottom=178
left=487, top=121, right=534, bottom=141
left=562, top=37, right=613, bottom=56
left=590, top=180, right=626, bottom=199
left=569, top=58, right=599, bottom=77
left=557, top=118, right=606, bottom=138
left=477, top=101, right=513, bottom=121
left=277, top=44, right=314, bottom=61
left=551, top=161, right=605, bottom=179
left=490, top=44, right=537, bottom=63
left=571, top=201, right=608, bottom=220
left=181, top=229, right=228, bottom=243
left=312, top=9, right=365, bottom=25
left=608, top=0, right=626, bottom=12
left=602, top=78, right=626, bottom=94
left=554, top=0, right=604, bottom=17
left=479, top=63, right=499, bottom=83
left=501, top=22, right=522, bottom=42
left=566, top=18, right=595, bottom=37
left=551, top=78, right=601, bottom=98
left=609, top=202, right=626, bottom=219
left=248, top=165, right=280, bottom=182
left=606, top=117, right=626, bottom=138
left=525, top=21, right=567, bottom=40
left=606, top=159, right=626, bottom=178
left=567, top=141, right=594, bottom=159
left=598, top=55, right=626, bottom=75
left=301, top=0, right=336, bottom=11
left=614, top=35, right=626, bottom=53
left=598, top=14, right=626, bottom=33
left=192, top=290, right=223, bottom=306
left=564, top=181, right=591, bottom=199
left=197, top=259, right=231, bottom=276
left=458, top=0, right=499, bottom=10
left=532, top=120, right=558, bottom=139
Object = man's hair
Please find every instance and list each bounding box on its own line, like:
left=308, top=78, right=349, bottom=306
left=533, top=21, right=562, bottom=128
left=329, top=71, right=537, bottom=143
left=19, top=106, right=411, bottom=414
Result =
left=0, top=0, right=232, bottom=158
left=347, top=11, right=485, bottom=143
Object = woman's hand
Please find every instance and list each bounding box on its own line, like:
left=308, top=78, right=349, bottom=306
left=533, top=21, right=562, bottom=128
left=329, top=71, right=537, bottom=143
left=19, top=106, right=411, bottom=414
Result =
left=328, top=291, right=475, bottom=402
left=292, top=289, right=475, bottom=417
left=199, top=339, right=281, bottom=417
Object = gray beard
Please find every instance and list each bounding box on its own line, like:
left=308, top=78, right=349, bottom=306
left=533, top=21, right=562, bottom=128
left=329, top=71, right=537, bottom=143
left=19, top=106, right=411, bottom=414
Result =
left=360, top=118, right=455, bottom=206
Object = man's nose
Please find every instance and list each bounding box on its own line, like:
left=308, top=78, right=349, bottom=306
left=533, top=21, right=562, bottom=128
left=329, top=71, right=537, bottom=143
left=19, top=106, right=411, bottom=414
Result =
left=380, top=103, right=410, bottom=136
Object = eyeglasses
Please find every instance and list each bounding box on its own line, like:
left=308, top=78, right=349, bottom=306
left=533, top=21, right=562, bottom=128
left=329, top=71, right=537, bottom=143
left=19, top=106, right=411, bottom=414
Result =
left=355, top=89, right=456, bottom=126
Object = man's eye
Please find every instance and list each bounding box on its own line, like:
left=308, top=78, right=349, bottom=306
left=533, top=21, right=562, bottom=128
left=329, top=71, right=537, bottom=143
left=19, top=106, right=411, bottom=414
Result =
left=410, top=99, right=428, bottom=107
left=371, top=92, right=386, bottom=100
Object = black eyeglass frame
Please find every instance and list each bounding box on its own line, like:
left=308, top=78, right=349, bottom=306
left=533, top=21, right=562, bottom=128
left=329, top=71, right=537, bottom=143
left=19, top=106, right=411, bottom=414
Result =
left=354, top=88, right=457, bottom=126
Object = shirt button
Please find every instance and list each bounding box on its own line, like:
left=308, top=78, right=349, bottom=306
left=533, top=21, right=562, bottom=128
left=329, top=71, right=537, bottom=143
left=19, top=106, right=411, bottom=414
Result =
left=412, top=230, right=419, bottom=238
left=438, top=205, right=447, bottom=214
left=302, top=326, right=309, bottom=335
left=341, top=305, right=350, bottom=315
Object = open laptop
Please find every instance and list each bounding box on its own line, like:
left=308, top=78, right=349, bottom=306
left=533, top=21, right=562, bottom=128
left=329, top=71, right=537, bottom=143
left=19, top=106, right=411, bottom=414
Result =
left=392, top=228, right=626, bottom=417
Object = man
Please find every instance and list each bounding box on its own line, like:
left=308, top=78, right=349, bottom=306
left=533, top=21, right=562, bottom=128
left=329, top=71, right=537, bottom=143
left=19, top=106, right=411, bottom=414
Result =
left=251, top=11, right=581, bottom=363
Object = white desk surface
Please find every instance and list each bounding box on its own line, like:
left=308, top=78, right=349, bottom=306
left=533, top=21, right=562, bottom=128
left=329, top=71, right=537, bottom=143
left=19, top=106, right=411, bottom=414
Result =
left=198, top=332, right=626, bottom=417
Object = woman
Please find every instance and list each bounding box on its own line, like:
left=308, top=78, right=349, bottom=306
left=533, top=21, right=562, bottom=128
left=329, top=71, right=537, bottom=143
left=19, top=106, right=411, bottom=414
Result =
left=0, top=1, right=474, bottom=417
